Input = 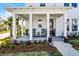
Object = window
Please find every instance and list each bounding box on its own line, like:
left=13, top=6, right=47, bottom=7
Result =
left=67, top=19, right=69, bottom=31
left=72, top=19, right=78, bottom=31
left=40, top=3, right=46, bottom=7
left=38, top=24, right=42, bottom=28
left=64, top=3, right=70, bottom=6
left=33, top=29, right=36, bottom=36
left=72, top=3, right=77, bottom=7
left=29, top=5, right=32, bottom=7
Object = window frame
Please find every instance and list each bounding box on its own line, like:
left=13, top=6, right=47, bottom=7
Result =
left=72, top=3, right=77, bottom=7
left=67, top=19, right=69, bottom=31
left=40, top=3, right=46, bottom=7
left=72, top=19, right=78, bottom=31
left=64, top=3, right=70, bottom=7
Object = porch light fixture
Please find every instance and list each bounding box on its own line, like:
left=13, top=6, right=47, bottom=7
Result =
left=38, top=19, right=42, bottom=28
left=38, top=21, right=41, bottom=24
left=38, top=19, right=42, bottom=24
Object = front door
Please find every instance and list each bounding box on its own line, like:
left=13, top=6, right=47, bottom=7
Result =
left=50, top=19, right=55, bottom=36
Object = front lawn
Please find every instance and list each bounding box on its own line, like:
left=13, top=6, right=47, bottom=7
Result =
left=0, top=50, right=62, bottom=56
left=49, top=48, right=62, bottom=56
left=0, top=51, right=48, bottom=56
left=0, top=30, right=10, bottom=34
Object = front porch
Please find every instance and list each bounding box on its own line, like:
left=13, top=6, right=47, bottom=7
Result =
left=12, top=13, right=65, bottom=41
left=6, top=7, right=71, bottom=41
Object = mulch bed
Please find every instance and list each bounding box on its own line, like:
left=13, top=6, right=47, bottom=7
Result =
left=0, top=43, right=56, bottom=53
left=72, top=45, right=79, bottom=50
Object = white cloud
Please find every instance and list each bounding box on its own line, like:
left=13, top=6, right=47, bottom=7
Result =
left=0, top=11, right=12, bottom=19
left=5, top=12, right=12, bottom=16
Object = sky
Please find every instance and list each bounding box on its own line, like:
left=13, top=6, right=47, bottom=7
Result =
left=0, top=3, right=25, bottom=20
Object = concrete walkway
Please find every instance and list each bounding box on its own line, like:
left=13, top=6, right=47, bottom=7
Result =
left=53, top=41, right=79, bottom=56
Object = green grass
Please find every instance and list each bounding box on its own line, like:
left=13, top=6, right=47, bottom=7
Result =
left=53, top=49, right=62, bottom=56
left=50, top=50, right=63, bottom=56
left=0, top=30, right=10, bottom=34
left=0, top=51, right=48, bottom=56
left=0, top=37, right=11, bottom=45
left=0, top=50, right=62, bottom=56
left=68, top=40, right=79, bottom=45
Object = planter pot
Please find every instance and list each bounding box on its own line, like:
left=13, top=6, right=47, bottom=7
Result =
left=64, top=37, right=68, bottom=43
left=48, top=37, right=52, bottom=43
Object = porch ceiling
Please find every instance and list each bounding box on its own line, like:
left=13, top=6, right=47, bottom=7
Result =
left=50, top=14, right=63, bottom=17
left=17, top=14, right=63, bottom=19
left=6, top=7, right=72, bottom=14
left=17, top=14, right=29, bottom=19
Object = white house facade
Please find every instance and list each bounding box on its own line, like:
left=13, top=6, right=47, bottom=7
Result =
left=6, top=3, right=79, bottom=41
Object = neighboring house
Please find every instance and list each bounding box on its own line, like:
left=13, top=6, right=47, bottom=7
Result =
left=6, top=3, right=79, bottom=40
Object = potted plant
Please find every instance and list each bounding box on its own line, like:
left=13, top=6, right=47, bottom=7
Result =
left=48, top=36, right=52, bottom=43
left=26, top=29, right=28, bottom=35
left=64, top=36, right=69, bottom=43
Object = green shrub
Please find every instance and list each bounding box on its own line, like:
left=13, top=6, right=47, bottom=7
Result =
left=42, top=40, right=48, bottom=45
left=10, top=44, right=16, bottom=48
left=19, top=41, right=27, bottom=47
left=1, top=39, right=10, bottom=47
left=20, top=41, right=24, bottom=44
left=38, top=40, right=42, bottom=45
left=68, top=33, right=79, bottom=40
left=26, top=40, right=31, bottom=45
left=26, top=29, right=28, bottom=35
left=68, top=40, right=79, bottom=45
left=34, top=40, right=38, bottom=44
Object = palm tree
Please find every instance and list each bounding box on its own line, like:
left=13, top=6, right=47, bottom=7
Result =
left=7, top=17, right=13, bottom=37
left=16, top=17, right=21, bottom=37
left=4, top=20, right=9, bottom=30
left=7, top=17, right=21, bottom=38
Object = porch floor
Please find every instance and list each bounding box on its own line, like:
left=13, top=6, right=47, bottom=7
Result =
left=52, top=37, right=63, bottom=41
left=15, top=35, right=47, bottom=41
left=15, top=35, right=63, bottom=41
left=15, top=35, right=29, bottom=41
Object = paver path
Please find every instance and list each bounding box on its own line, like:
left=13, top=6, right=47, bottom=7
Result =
left=53, top=41, right=79, bottom=56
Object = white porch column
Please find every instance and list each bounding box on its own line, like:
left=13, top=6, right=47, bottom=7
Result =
left=29, top=13, right=32, bottom=40
left=47, top=13, right=50, bottom=39
left=21, top=18, right=24, bottom=36
left=64, top=13, right=67, bottom=37
left=78, top=18, right=79, bottom=33
left=69, top=18, right=72, bottom=33
left=12, top=14, right=16, bottom=39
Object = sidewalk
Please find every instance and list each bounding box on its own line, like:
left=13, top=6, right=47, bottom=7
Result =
left=0, top=33, right=10, bottom=39
left=53, top=41, right=79, bottom=56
